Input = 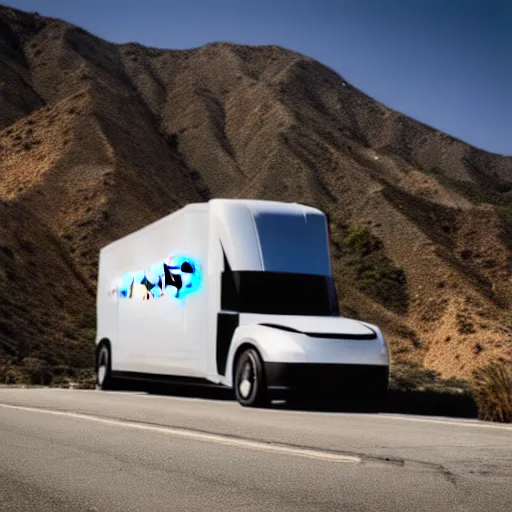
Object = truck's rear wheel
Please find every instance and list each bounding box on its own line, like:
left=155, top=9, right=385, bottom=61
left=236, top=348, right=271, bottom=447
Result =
left=234, top=348, right=269, bottom=407
left=96, top=344, right=114, bottom=390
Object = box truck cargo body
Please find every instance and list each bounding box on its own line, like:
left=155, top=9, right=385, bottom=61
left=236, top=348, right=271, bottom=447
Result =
left=96, top=199, right=390, bottom=406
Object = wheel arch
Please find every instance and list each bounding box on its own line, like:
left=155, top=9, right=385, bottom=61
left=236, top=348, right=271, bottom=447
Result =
left=230, top=341, right=261, bottom=388
left=224, top=324, right=283, bottom=388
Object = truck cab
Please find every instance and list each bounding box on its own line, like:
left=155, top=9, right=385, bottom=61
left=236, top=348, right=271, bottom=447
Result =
left=208, top=199, right=390, bottom=406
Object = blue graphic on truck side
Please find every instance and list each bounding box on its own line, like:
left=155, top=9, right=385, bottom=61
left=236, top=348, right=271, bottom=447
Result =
left=117, top=254, right=201, bottom=301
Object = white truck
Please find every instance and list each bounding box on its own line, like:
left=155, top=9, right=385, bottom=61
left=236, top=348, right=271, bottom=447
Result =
left=95, top=199, right=390, bottom=406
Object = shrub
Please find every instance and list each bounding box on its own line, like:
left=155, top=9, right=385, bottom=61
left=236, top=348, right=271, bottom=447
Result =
left=0, top=357, right=12, bottom=383
left=344, top=226, right=382, bottom=256
left=21, top=357, right=51, bottom=385
left=390, top=363, right=469, bottom=393
left=75, top=368, right=96, bottom=389
left=3, top=364, right=28, bottom=385
left=471, top=363, right=512, bottom=423
left=390, top=364, right=441, bottom=392
left=328, top=217, right=409, bottom=314
left=49, top=367, right=95, bottom=389
left=51, top=374, right=72, bottom=388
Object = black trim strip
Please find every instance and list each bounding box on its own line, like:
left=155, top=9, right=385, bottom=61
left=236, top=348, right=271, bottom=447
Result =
left=306, top=331, right=377, bottom=340
left=216, top=312, right=239, bottom=376
left=222, top=246, right=231, bottom=272
left=259, top=323, right=301, bottom=333
left=111, top=371, right=224, bottom=388
left=259, top=323, right=378, bottom=340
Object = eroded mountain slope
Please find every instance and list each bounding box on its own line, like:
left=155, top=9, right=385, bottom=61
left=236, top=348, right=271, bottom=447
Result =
left=0, top=5, right=511, bottom=379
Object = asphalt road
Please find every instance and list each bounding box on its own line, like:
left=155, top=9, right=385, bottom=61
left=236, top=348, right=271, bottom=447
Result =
left=0, top=388, right=511, bottom=511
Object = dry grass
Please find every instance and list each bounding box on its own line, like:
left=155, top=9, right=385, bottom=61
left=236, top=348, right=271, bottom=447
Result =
left=471, top=363, right=512, bottom=423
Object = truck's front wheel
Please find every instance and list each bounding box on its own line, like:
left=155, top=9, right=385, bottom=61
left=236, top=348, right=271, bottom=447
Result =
left=234, top=348, right=269, bottom=407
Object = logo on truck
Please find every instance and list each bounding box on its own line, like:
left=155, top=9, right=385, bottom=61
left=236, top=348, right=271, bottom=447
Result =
left=116, top=254, right=201, bottom=301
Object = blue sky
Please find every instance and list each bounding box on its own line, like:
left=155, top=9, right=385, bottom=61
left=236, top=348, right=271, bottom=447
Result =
left=4, top=0, right=511, bottom=155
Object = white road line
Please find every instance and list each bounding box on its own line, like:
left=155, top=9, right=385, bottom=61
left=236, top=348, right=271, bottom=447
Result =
left=369, top=414, right=512, bottom=431
left=265, top=407, right=512, bottom=431
left=0, top=404, right=360, bottom=464
left=4, top=389, right=511, bottom=431
left=110, top=393, right=511, bottom=431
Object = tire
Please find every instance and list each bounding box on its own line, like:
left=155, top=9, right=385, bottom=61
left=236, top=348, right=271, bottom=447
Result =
left=96, top=344, right=115, bottom=391
left=234, top=348, right=269, bottom=407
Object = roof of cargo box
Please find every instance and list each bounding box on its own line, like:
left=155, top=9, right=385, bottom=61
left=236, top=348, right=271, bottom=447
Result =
left=177, top=198, right=323, bottom=215
left=100, top=199, right=325, bottom=254
left=208, top=199, right=323, bottom=216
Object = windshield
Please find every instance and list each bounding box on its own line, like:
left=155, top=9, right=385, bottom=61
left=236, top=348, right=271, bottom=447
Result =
left=221, top=271, right=339, bottom=316
left=253, top=211, right=331, bottom=275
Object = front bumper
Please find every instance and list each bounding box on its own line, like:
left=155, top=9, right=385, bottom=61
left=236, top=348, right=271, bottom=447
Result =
left=264, top=362, right=389, bottom=398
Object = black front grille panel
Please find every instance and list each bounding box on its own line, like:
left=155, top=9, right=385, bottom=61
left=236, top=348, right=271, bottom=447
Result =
left=265, top=363, right=389, bottom=397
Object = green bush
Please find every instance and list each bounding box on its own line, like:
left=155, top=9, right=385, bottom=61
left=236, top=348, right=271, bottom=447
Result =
left=344, top=227, right=382, bottom=256
left=2, top=365, right=27, bottom=385
left=21, top=357, right=52, bottom=385
left=390, top=363, right=469, bottom=394
left=471, top=363, right=512, bottom=423
left=390, top=364, right=440, bottom=392
left=1, top=358, right=52, bottom=386
left=75, top=368, right=96, bottom=389
left=329, top=217, right=409, bottom=314
left=51, top=374, right=72, bottom=388
left=47, top=366, right=96, bottom=388
left=0, top=359, right=96, bottom=388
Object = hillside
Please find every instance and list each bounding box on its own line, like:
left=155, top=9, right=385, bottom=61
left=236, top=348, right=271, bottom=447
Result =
left=1, top=5, right=511, bottom=383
